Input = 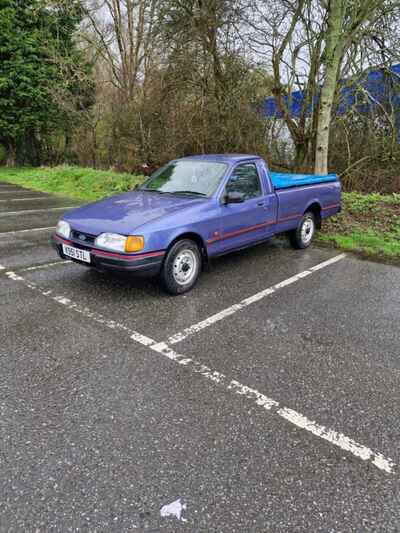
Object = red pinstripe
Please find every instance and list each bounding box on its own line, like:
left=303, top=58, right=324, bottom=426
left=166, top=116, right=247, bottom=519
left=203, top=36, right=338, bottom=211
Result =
left=321, top=203, right=340, bottom=211
left=54, top=234, right=165, bottom=261
left=207, top=220, right=276, bottom=245
left=277, top=213, right=302, bottom=223
left=206, top=203, right=339, bottom=246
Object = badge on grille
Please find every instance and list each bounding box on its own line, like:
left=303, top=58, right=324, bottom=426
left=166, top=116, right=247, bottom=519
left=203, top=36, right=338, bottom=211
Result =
left=78, top=234, right=86, bottom=241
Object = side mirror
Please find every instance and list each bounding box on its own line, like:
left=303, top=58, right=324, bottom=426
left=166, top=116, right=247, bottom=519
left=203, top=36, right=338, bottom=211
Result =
left=224, top=191, right=245, bottom=204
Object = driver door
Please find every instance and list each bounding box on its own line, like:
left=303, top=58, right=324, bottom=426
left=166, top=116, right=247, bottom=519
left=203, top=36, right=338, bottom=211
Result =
left=217, top=162, right=272, bottom=253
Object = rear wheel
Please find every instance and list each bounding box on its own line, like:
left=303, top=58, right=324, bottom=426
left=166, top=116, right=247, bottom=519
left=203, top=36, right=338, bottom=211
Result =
left=289, top=212, right=316, bottom=249
left=161, top=239, right=201, bottom=295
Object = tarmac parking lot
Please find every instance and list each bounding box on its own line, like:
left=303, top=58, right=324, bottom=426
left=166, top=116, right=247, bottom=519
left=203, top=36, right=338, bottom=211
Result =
left=1, top=182, right=400, bottom=532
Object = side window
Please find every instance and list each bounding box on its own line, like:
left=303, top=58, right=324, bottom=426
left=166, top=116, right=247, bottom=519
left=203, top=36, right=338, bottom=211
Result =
left=225, top=163, right=262, bottom=200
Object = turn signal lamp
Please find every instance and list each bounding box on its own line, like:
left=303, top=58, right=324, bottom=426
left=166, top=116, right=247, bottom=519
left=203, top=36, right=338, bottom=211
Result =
left=125, top=236, right=145, bottom=253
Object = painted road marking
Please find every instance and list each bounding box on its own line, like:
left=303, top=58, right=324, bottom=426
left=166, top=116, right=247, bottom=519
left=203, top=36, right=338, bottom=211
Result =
left=151, top=342, right=395, bottom=474
left=0, top=197, right=52, bottom=203
left=0, top=190, right=48, bottom=195
left=20, top=260, right=72, bottom=272
left=167, top=254, right=347, bottom=345
left=3, top=264, right=395, bottom=474
left=4, top=270, right=155, bottom=346
left=0, top=226, right=55, bottom=236
left=0, top=188, right=27, bottom=193
left=0, top=207, right=75, bottom=217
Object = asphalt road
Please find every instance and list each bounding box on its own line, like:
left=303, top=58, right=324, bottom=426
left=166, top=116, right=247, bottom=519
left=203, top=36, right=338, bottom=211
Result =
left=1, top=182, right=399, bottom=532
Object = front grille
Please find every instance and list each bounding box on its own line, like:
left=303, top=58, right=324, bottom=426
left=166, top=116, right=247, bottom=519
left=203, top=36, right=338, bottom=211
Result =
left=71, top=230, right=96, bottom=246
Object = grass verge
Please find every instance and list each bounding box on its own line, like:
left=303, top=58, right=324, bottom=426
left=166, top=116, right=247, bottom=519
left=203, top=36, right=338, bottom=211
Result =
left=318, top=192, right=400, bottom=262
left=0, top=166, right=145, bottom=202
left=0, top=166, right=399, bottom=262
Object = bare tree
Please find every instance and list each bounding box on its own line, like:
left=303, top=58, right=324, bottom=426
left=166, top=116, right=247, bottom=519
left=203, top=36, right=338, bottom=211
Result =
left=83, top=0, right=158, bottom=100
left=314, top=0, right=399, bottom=175
left=244, top=0, right=400, bottom=174
left=71, top=0, right=400, bottom=182
left=243, top=0, right=326, bottom=170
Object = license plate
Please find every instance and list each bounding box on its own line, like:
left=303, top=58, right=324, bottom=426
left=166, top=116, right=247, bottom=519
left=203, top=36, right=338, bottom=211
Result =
left=62, top=244, right=91, bottom=263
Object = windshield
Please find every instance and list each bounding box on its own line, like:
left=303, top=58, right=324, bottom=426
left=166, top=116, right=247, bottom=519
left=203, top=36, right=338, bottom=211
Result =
left=140, top=160, right=227, bottom=197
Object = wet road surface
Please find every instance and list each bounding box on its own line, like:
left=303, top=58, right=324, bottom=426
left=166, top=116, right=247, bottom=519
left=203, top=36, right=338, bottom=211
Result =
left=1, top=182, right=399, bottom=532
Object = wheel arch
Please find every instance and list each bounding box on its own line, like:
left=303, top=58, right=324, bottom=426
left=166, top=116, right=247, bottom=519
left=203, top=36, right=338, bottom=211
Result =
left=166, top=232, right=209, bottom=267
left=304, top=202, right=322, bottom=229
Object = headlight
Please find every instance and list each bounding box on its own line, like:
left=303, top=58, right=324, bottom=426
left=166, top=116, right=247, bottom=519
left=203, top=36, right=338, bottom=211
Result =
left=56, top=220, right=71, bottom=239
left=95, top=233, right=144, bottom=253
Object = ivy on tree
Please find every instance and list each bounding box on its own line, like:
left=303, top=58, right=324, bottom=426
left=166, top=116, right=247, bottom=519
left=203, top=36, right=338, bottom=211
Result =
left=0, top=0, right=92, bottom=165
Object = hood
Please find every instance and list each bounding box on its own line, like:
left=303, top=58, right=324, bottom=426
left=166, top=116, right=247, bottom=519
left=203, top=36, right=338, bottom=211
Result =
left=63, top=190, right=205, bottom=235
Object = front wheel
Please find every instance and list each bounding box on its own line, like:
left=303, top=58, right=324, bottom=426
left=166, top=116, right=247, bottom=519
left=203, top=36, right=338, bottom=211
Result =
left=161, top=239, right=201, bottom=295
left=289, top=212, right=316, bottom=249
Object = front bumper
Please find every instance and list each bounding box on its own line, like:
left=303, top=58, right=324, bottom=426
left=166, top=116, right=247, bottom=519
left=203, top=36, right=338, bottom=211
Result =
left=51, top=234, right=165, bottom=277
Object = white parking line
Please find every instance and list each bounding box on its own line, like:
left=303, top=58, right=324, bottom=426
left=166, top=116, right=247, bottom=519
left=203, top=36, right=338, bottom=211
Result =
left=0, top=206, right=75, bottom=217
left=4, top=270, right=155, bottom=346
left=0, top=190, right=46, bottom=195
left=0, top=197, right=51, bottom=202
left=3, top=264, right=395, bottom=474
left=151, top=342, right=395, bottom=474
left=0, top=226, right=54, bottom=236
left=167, top=254, right=347, bottom=345
left=20, top=260, right=72, bottom=272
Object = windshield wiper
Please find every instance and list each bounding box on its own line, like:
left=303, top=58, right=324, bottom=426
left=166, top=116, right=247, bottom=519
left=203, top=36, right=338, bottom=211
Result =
left=169, top=190, right=207, bottom=197
left=140, top=188, right=169, bottom=194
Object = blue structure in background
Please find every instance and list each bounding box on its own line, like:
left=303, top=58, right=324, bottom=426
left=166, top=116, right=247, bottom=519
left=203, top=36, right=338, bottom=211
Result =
left=263, top=64, right=400, bottom=135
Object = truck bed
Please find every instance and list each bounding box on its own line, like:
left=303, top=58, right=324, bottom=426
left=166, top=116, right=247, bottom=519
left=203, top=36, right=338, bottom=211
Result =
left=270, top=171, right=338, bottom=190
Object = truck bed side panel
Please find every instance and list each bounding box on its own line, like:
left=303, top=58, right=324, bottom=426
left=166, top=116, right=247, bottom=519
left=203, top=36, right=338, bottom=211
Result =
left=274, top=181, right=341, bottom=232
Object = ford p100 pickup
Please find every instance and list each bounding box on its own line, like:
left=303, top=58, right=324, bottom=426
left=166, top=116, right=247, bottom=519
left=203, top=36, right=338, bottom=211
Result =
left=52, top=154, right=341, bottom=294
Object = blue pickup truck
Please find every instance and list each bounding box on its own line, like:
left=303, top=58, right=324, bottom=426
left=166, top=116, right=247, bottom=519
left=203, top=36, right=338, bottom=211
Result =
left=52, top=154, right=341, bottom=294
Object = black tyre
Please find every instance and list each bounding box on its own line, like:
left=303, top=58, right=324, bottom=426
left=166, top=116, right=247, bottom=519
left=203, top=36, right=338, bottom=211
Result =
left=289, top=212, right=316, bottom=249
left=161, top=239, right=201, bottom=295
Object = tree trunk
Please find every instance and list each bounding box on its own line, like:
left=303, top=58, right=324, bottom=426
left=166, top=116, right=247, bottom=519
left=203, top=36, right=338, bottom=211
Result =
left=92, top=124, right=97, bottom=169
left=294, top=140, right=310, bottom=172
left=6, top=141, right=16, bottom=167
left=314, top=0, right=344, bottom=175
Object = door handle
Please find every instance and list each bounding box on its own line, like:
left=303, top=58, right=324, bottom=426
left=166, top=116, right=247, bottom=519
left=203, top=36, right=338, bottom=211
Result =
left=257, top=201, right=265, bottom=206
